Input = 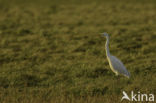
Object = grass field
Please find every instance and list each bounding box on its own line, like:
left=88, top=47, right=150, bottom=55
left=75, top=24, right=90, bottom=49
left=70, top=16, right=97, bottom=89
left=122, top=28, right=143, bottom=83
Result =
left=0, top=0, right=156, bottom=103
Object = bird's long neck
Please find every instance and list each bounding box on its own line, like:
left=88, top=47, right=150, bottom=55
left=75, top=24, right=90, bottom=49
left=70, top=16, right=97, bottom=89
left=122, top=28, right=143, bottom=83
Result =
left=105, top=36, right=111, bottom=57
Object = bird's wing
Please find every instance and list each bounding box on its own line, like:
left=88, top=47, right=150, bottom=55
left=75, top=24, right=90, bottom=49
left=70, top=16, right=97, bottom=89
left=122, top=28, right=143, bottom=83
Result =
left=110, top=55, right=130, bottom=77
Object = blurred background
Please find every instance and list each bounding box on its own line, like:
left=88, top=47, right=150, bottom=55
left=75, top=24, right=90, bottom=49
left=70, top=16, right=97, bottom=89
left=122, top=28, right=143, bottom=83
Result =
left=0, top=0, right=156, bottom=103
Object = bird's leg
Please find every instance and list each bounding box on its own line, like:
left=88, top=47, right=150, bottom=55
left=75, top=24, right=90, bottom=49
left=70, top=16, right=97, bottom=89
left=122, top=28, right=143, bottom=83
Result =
left=115, top=73, right=121, bottom=80
left=116, top=75, right=120, bottom=80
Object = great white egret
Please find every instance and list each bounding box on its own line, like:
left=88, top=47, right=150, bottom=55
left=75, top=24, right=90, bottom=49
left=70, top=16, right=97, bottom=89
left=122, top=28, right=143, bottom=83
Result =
left=102, top=33, right=130, bottom=78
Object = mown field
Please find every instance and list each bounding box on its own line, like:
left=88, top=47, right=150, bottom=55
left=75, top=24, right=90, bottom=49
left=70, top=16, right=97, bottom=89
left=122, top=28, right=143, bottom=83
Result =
left=0, top=0, right=156, bottom=103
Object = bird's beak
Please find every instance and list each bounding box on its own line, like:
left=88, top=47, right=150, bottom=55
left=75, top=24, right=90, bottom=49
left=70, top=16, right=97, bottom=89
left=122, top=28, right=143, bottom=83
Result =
left=100, top=33, right=106, bottom=37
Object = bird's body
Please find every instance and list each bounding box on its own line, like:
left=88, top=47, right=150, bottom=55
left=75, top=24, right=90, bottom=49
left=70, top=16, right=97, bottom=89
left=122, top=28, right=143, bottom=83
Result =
left=102, top=33, right=130, bottom=78
left=107, top=55, right=130, bottom=77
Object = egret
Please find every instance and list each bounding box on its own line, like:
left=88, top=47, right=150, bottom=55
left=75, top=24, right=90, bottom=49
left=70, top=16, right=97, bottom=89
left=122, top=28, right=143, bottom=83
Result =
left=101, top=33, right=130, bottom=78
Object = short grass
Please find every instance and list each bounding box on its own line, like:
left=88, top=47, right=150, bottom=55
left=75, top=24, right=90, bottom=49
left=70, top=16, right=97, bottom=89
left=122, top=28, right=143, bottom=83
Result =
left=0, top=0, right=156, bottom=103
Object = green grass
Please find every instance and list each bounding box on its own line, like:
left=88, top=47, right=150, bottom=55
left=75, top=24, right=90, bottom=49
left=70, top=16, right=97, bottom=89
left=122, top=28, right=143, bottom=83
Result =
left=0, top=0, right=156, bottom=103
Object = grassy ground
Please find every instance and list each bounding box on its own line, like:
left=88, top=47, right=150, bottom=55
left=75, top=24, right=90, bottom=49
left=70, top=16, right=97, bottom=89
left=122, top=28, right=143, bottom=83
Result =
left=0, top=0, right=156, bottom=103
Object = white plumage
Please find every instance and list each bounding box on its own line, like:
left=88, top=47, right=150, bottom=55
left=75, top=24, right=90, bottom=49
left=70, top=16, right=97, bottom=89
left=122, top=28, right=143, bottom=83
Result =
left=102, top=33, right=130, bottom=78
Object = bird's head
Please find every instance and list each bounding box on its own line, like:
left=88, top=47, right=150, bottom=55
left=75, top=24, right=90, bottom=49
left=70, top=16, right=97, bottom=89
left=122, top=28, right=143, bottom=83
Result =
left=101, top=32, right=109, bottom=37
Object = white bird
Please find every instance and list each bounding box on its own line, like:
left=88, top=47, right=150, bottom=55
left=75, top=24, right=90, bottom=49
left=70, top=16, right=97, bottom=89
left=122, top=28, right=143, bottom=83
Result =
left=101, top=32, right=130, bottom=78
